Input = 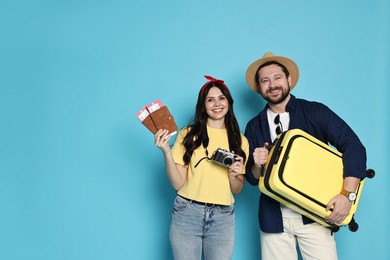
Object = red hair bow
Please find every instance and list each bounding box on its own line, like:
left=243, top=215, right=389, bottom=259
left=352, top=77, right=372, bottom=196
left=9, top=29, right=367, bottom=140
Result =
left=201, top=75, right=229, bottom=93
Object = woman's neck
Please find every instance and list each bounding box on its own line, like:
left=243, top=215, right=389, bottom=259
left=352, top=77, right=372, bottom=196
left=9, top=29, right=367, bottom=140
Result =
left=207, top=118, right=226, bottom=129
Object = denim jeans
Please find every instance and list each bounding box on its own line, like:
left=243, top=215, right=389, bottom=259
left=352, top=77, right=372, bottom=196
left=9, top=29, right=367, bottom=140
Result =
left=170, top=195, right=235, bottom=260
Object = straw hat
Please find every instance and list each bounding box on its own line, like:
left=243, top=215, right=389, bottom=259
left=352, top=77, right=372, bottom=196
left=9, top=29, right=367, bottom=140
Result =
left=245, top=52, right=299, bottom=93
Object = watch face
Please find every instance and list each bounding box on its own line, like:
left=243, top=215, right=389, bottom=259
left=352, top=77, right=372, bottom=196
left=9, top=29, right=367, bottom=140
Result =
left=348, top=192, right=357, bottom=201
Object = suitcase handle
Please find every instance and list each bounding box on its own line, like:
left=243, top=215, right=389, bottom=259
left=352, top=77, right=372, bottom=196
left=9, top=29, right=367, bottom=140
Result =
left=260, top=138, right=278, bottom=177
left=260, top=146, right=283, bottom=177
left=260, top=165, right=265, bottom=177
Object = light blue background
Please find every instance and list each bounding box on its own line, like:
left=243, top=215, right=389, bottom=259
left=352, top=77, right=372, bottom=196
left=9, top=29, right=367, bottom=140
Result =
left=1, top=0, right=389, bottom=259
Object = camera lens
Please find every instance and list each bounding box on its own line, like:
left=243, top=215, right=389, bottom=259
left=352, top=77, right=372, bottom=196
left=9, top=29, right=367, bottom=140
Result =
left=223, top=157, right=233, bottom=166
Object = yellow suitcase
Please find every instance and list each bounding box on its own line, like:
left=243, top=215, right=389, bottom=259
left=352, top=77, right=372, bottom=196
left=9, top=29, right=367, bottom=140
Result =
left=259, top=129, right=374, bottom=232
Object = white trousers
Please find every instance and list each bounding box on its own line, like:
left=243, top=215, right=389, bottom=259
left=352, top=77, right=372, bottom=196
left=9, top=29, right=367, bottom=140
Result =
left=260, top=218, right=338, bottom=260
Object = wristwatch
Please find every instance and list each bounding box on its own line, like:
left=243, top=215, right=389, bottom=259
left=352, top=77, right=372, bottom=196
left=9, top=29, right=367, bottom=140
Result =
left=341, top=188, right=357, bottom=202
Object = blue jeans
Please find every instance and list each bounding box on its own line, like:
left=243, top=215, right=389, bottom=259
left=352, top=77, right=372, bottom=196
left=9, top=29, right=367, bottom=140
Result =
left=169, top=195, right=235, bottom=260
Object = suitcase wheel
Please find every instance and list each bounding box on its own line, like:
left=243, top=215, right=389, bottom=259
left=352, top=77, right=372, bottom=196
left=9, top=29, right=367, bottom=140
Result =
left=330, top=226, right=340, bottom=233
left=348, top=217, right=359, bottom=232
left=366, top=169, right=375, bottom=179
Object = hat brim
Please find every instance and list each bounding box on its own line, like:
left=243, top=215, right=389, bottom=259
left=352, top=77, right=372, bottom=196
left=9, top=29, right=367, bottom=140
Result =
left=245, top=54, right=299, bottom=93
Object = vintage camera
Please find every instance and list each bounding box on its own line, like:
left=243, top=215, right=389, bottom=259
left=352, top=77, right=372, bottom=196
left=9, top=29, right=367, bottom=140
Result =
left=211, top=148, right=238, bottom=167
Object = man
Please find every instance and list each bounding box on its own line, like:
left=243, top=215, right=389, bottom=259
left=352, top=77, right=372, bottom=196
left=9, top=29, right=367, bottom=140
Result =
left=244, top=52, right=367, bottom=259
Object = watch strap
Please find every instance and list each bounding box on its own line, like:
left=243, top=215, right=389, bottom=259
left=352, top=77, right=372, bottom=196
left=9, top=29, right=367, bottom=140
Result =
left=340, top=188, right=350, bottom=197
left=341, top=188, right=356, bottom=201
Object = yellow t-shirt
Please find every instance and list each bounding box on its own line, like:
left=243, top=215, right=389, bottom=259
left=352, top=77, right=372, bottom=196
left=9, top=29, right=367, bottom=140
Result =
left=171, top=125, right=249, bottom=206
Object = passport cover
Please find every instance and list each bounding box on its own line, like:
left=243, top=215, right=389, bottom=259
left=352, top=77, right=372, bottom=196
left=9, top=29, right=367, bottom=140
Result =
left=141, top=106, right=178, bottom=135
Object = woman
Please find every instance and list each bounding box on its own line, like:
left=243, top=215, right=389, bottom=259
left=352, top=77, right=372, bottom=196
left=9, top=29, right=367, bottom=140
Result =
left=155, top=75, right=249, bottom=259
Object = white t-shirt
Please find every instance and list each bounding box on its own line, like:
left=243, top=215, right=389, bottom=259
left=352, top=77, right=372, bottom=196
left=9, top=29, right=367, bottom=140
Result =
left=267, top=109, right=301, bottom=219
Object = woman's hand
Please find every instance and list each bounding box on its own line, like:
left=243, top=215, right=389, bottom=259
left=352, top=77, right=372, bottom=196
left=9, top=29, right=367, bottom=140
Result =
left=228, top=154, right=245, bottom=194
left=228, top=155, right=244, bottom=178
left=154, top=129, right=172, bottom=154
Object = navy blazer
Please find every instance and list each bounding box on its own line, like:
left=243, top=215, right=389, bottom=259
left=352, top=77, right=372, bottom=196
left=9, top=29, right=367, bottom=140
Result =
left=244, top=95, right=367, bottom=233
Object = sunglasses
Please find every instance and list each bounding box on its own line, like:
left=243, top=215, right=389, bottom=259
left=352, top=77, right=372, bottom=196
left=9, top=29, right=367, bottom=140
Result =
left=274, top=114, right=284, bottom=135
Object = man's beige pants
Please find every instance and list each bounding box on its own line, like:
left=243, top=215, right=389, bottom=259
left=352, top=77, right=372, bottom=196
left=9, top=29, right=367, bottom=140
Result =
left=260, top=218, right=338, bottom=260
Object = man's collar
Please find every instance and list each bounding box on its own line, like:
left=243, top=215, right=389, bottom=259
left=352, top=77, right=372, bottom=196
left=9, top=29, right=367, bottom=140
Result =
left=285, top=94, right=296, bottom=112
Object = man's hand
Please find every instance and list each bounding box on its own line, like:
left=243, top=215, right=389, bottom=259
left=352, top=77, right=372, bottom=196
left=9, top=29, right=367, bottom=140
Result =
left=251, top=142, right=269, bottom=179
left=253, top=142, right=269, bottom=168
left=325, top=194, right=352, bottom=224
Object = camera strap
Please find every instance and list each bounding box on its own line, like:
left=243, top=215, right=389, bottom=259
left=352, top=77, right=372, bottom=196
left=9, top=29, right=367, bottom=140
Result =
left=193, top=125, right=212, bottom=168
left=194, top=156, right=209, bottom=168
left=194, top=124, right=234, bottom=168
left=194, top=148, right=212, bottom=168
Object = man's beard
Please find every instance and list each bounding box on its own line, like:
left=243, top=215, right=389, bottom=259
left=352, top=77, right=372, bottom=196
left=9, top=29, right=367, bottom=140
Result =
left=263, top=87, right=290, bottom=105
